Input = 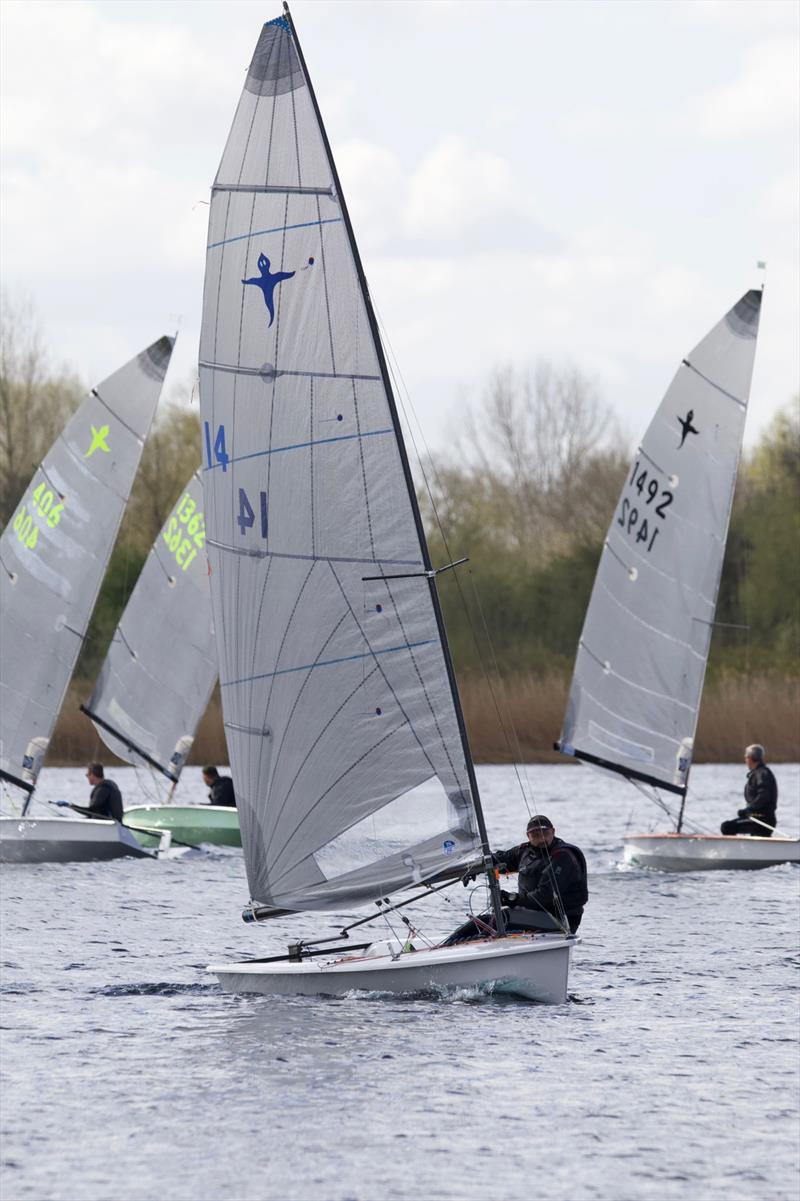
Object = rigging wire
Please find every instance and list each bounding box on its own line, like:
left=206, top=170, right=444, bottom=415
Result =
left=373, top=303, right=536, bottom=817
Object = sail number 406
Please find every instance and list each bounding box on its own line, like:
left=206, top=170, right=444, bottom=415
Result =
left=12, top=482, right=65, bottom=551
left=617, top=462, right=673, bottom=554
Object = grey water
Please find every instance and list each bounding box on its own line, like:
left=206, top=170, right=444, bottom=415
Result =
left=1, top=763, right=798, bottom=1201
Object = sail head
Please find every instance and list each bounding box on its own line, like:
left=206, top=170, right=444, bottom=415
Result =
left=200, top=16, right=480, bottom=912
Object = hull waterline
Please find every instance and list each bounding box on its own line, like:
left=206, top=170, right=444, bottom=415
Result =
left=123, top=804, right=241, bottom=848
left=0, top=815, right=151, bottom=863
left=209, top=934, right=575, bottom=1003
left=623, top=832, right=800, bottom=872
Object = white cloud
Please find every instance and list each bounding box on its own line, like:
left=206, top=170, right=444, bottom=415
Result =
left=757, top=170, right=800, bottom=224
left=691, top=39, right=799, bottom=138
left=680, top=0, right=800, bottom=34
left=404, top=136, right=531, bottom=239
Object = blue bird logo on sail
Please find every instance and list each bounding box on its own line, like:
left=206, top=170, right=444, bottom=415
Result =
left=242, top=253, right=296, bottom=327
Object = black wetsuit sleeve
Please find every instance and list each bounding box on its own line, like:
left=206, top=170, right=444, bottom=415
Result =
left=492, top=845, right=523, bottom=873
left=526, top=847, right=584, bottom=912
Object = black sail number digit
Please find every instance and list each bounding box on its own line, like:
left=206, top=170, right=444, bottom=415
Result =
left=617, top=466, right=674, bottom=555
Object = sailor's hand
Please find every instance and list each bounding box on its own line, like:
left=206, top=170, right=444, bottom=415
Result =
left=461, top=864, right=481, bottom=886
left=500, top=889, right=515, bottom=906
left=737, top=809, right=747, bottom=818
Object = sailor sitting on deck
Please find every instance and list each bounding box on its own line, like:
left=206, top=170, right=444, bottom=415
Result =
left=56, top=762, right=124, bottom=821
left=202, top=766, right=236, bottom=808
left=720, top=744, right=778, bottom=838
left=441, top=815, right=588, bottom=945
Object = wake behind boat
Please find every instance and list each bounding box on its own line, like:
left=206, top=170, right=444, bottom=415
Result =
left=556, top=289, right=800, bottom=872
left=200, top=9, right=576, bottom=1002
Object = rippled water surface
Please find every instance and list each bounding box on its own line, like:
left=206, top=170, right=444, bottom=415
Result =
left=2, top=763, right=799, bottom=1201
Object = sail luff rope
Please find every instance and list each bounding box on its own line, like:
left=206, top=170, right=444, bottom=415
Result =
left=283, top=6, right=504, bottom=934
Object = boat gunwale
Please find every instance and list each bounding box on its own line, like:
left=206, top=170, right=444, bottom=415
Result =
left=208, top=933, right=575, bottom=977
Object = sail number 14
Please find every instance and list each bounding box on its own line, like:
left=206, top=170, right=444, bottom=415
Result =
left=617, top=462, right=674, bottom=554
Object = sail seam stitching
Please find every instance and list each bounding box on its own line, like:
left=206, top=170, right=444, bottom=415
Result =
left=201, top=427, right=394, bottom=470
left=221, top=639, right=437, bottom=687
left=207, top=217, right=342, bottom=250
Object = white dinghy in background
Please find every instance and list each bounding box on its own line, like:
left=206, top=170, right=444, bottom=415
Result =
left=623, top=832, right=799, bottom=873
left=1, top=814, right=152, bottom=864
left=0, top=337, right=175, bottom=864
left=201, top=10, right=576, bottom=1002
left=556, top=288, right=800, bottom=872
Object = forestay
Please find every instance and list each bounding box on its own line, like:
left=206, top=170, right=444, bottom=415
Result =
left=199, top=15, right=481, bottom=912
left=559, top=291, right=762, bottom=794
left=86, top=471, right=217, bottom=782
left=0, top=337, right=174, bottom=793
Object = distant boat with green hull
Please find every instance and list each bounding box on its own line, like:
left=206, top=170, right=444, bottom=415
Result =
left=123, top=803, right=241, bottom=849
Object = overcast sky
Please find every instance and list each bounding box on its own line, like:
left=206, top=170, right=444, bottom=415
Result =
left=2, top=0, right=798, bottom=450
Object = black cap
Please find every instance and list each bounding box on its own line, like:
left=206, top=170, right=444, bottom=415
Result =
left=527, top=814, right=553, bottom=832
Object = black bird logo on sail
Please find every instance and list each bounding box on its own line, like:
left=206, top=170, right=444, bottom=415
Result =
left=677, top=409, right=699, bottom=449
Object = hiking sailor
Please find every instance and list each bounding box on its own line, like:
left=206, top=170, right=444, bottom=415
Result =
left=56, top=762, right=124, bottom=821
left=720, top=744, right=778, bottom=837
left=442, top=815, right=588, bottom=945
left=202, top=766, right=237, bottom=808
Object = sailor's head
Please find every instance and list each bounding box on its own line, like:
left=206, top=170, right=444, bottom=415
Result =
left=745, top=744, right=765, bottom=768
left=202, top=765, right=219, bottom=787
left=526, top=814, right=555, bottom=846
left=86, top=762, right=104, bottom=786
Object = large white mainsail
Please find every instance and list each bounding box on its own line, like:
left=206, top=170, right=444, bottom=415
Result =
left=0, top=337, right=175, bottom=801
left=199, top=14, right=486, bottom=914
left=84, top=471, right=217, bottom=783
left=558, top=291, right=762, bottom=796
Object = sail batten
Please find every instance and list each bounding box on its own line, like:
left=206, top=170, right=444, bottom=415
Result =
left=0, top=337, right=174, bottom=792
left=199, top=15, right=482, bottom=912
left=559, top=290, right=762, bottom=794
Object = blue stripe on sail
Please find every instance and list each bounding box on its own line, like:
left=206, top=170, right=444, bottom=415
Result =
left=208, top=217, right=343, bottom=250
left=203, top=427, right=394, bottom=471
left=221, top=640, right=437, bottom=688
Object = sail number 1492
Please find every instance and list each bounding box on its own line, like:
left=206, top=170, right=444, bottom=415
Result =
left=617, top=462, right=674, bottom=554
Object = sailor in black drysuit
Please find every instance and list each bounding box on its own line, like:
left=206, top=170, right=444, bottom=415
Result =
left=441, top=814, right=588, bottom=945
left=202, top=765, right=236, bottom=807
left=57, top=762, right=124, bottom=821
left=720, top=744, right=778, bottom=837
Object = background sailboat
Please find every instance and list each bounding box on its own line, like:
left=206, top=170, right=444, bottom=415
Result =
left=82, top=471, right=236, bottom=847
left=0, top=336, right=175, bottom=862
left=556, top=289, right=799, bottom=870
left=200, top=10, right=575, bottom=1000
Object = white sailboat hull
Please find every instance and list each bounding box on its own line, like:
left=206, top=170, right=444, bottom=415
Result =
left=0, top=815, right=151, bottom=863
left=623, top=832, right=800, bottom=872
left=209, top=933, right=575, bottom=1003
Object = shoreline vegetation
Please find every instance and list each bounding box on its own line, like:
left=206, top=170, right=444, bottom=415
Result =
left=50, top=673, right=799, bottom=768
left=3, top=301, right=799, bottom=773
